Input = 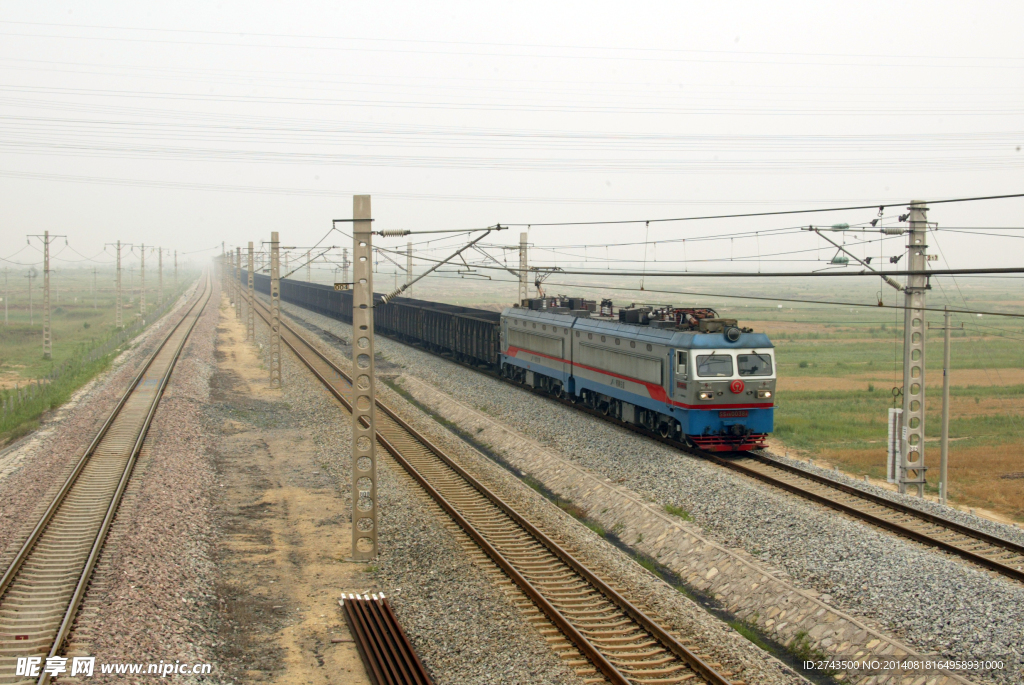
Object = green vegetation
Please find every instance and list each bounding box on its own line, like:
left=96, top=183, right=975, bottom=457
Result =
left=729, top=619, right=770, bottom=651
left=663, top=504, right=693, bottom=521
left=1, top=267, right=197, bottom=444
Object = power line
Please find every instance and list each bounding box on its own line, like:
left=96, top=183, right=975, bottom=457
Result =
left=501, top=192, right=1024, bottom=227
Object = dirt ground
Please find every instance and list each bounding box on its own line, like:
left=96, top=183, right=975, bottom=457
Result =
left=209, top=299, right=372, bottom=684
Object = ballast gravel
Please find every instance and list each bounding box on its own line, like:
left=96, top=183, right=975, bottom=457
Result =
left=70, top=281, right=220, bottom=682
left=273, top=299, right=802, bottom=685
left=250, top=300, right=585, bottom=685
left=281, top=298, right=1024, bottom=685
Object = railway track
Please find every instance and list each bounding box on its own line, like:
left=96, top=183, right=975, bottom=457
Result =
left=250, top=298, right=738, bottom=685
left=270, top=296, right=1024, bottom=587
left=0, top=275, right=211, bottom=685
left=710, top=453, right=1024, bottom=583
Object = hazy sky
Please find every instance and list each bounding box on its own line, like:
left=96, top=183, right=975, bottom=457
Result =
left=2, top=1, right=1023, bottom=284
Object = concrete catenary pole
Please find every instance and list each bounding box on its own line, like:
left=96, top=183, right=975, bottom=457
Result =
left=115, top=241, right=122, bottom=328
left=235, top=247, right=241, bottom=319
left=406, top=241, right=413, bottom=296
left=518, top=231, right=529, bottom=303
left=42, top=231, right=51, bottom=359
left=899, top=201, right=929, bottom=497
left=27, top=231, right=62, bottom=359
left=341, top=248, right=349, bottom=286
left=351, top=194, right=377, bottom=561
left=247, top=242, right=255, bottom=341
left=140, top=243, right=146, bottom=318
left=269, top=231, right=282, bottom=389
left=939, top=306, right=952, bottom=504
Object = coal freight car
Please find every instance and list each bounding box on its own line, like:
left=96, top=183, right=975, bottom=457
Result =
left=251, top=274, right=774, bottom=450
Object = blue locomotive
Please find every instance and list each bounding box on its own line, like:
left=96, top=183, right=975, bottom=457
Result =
left=500, top=300, right=774, bottom=451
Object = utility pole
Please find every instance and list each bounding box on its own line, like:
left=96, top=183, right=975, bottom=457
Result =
left=341, top=248, right=350, bottom=286
left=269, top=232, right=282, bottom=389
left=519, top=232, right=529, bottom=303
left=406, top=241, right=413, bottom=297
left=140, top=243, right=146, bottom=318
left=306, top=250, right=311, bottom=282
left=899, top=201, right=929, bottom=497
left=351, top=194, right=377, bottom=561
left=110, top=241, right=124, bottom=328
left=235, top=247, right=241, bottom=319
left=247, top=242, right=255, bottom=341
left=28, top=231, right=65, bottom=360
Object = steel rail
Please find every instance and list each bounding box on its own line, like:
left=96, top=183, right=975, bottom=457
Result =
left=0, top=275, right=209, bottom=685
left=0, top=279, right=206, bottom=603
left=37, top=275, right=213, bottom=685
left=342, top=593, right=432, bottom=685
left=266, top=293, right=1024, bottom=586
left=706, top=454, right=1024, bottom=584
left=249, top=296, right=733, bottom=685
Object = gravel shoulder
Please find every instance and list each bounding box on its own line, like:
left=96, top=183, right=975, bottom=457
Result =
left=279, top=297, right=1024, bottom=685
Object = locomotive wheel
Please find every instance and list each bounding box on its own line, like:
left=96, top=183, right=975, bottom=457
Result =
left=658, top=423, right=671, bottom=438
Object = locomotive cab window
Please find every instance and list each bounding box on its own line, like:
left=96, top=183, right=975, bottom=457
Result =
left=696, top=354, right=733, bottom=378
left=676, top=351, right=687, bottom=379
left=738, top=352, right=773, bottom=377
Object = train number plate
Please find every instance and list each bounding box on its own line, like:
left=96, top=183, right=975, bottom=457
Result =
left=719, top=410, right=748, bottom=418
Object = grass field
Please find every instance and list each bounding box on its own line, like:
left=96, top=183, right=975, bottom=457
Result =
left=0, top=265, right=198, bottom=442
left=380, top=270, right=1023, bottom=521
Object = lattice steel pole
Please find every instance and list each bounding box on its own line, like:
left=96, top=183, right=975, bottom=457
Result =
left=899, top=200, right=929, bottom=496
left=519, top=231, right=529, bottom=303
left=269, top=231, right=282, bottom=389
left=351, top=194, right=377, bottom=560
left=235, top=247, right=241, bottom=319
left=247, top=242, right=255, bottom=341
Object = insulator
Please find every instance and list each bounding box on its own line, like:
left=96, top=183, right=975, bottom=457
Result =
left=377, top=229, right=411, bottom=237
left=380, top=287, right=405, bottom=304
left=882, top=227, right=905, bottom=235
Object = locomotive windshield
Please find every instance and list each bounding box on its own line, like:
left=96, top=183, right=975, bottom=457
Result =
left=696, top=354, right=733, bottom=377
left=738, top=353, right=773, bottom=377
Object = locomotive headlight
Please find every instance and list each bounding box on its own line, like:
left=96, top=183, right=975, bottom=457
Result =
left=699, top=391, right=714, bottom=400
left=757, top=390, right=773, bottom=399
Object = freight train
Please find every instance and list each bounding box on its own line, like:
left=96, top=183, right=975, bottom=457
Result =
left=252, top=274, right=774, bottom=451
